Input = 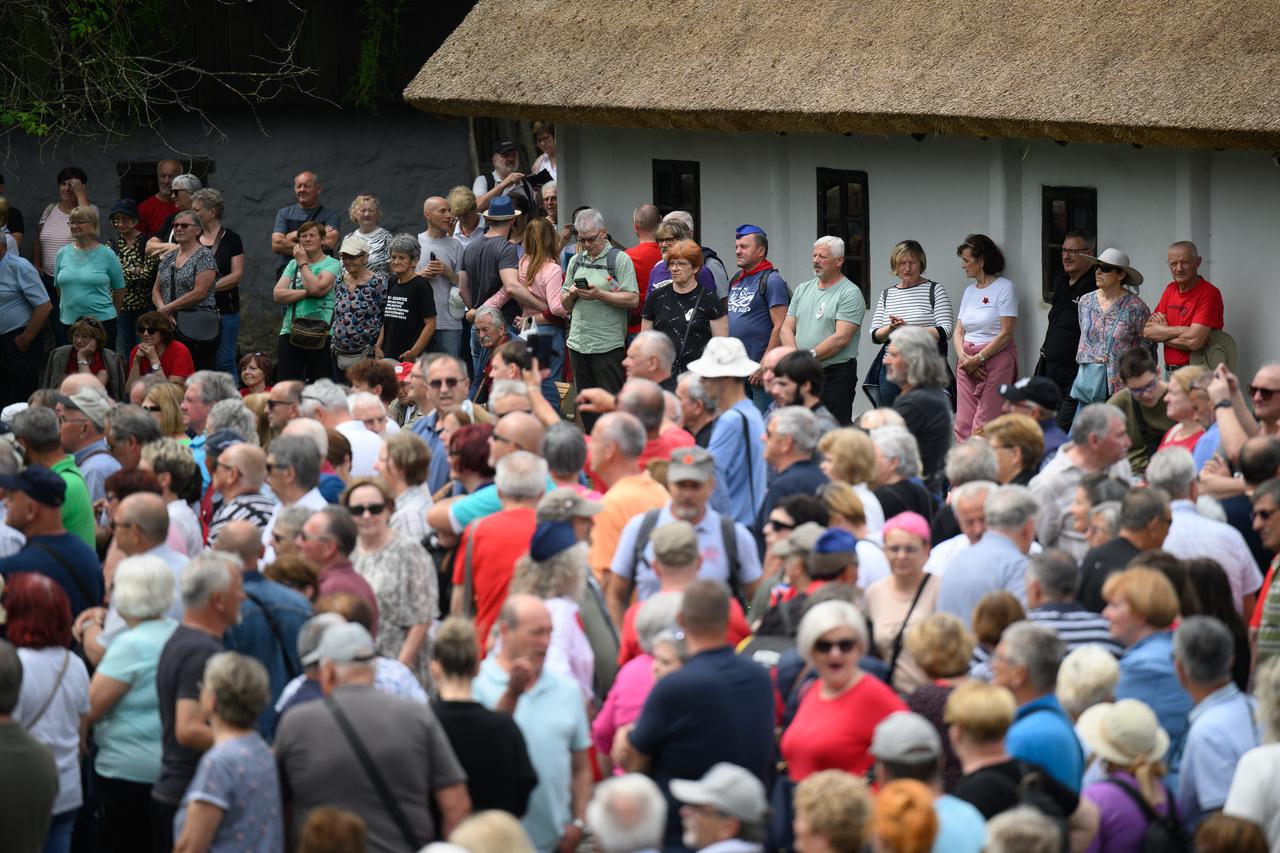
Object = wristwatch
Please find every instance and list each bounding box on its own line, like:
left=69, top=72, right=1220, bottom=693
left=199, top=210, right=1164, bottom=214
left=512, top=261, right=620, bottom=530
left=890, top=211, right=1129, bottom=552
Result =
left=571, top=819, right=586, bottom=830
left=1215, top=399, right=1233, bottom=410
left=808, top=348, right=818, bottom=358
left=978, top=352, right=987, bottom=364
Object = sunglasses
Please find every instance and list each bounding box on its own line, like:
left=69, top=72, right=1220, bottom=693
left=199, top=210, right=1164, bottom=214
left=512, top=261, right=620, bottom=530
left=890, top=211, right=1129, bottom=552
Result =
left=267, top=399, right=293, bottom=408
left=348, top=503, right=386, bottom=516
left=428, top=377, right=461, bottom=389
left=171, top=222, right=197, bottom=229
left=813, top=638, right=857, bottom=655
left=143, top=404, right=163, bottom=412
left=138, top=326, right=162, bottom=334
left=1250, top=386, right=1280, bottom=401
left=1096, top=264, right=1120, bottom=274
left=764, top=518, right=795, bottom=532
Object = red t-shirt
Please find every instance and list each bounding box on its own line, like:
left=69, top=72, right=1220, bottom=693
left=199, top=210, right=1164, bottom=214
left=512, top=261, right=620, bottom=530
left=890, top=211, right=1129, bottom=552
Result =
left=637, top=426, right=696, bottom=471
left=137, top=195, right=178, bottom=237
left=1153, top=278, right=1224, bottom=367
left=64, top=350, right=105, bottom=377
left=625, top=241, right=664, bottom=334
left=616, top=594, right=751, bottom=666
left=1251, top=557, right=1277, bottom=629
left=452, top=507, right=538, bottom=648
left=779, top=674, right=907, bottom=781
left=129, top=340, right=195, bottom=381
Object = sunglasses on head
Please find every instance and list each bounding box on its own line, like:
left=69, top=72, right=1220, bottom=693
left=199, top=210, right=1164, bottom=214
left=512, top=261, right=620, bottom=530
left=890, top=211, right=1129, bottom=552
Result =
left=813, top=638, right=857, bottom=655
left=348, top=502, right=386, bottom=516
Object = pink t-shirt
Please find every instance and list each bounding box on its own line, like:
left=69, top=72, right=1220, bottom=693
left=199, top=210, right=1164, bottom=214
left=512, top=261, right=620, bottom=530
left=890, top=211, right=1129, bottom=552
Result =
left=483, top=255, right=568, bottom=323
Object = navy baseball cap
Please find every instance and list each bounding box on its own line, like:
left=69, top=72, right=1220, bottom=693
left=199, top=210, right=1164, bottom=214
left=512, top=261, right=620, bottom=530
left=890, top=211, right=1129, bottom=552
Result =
left=735, top=224, right=766, bottom=239
left=998, top=376, right=1062, bottom=413
left=0, top=465, right=67, bottom=507
left=530, top=520, right=578, bottom=562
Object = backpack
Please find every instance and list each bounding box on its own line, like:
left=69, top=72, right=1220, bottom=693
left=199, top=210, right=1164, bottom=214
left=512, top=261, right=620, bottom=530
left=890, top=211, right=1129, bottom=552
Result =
left=1102, top=776, right=1189, bottom=853
left=567, top=247, right=622, bottom=290
left=998, top=761, right=1071, bottom=853
left=625, top=508, right=744, bottom=609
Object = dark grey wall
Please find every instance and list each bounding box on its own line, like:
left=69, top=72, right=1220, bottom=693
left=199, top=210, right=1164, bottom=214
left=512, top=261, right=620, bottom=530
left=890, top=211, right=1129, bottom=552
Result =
left=2, top=106, right=471, bottom=350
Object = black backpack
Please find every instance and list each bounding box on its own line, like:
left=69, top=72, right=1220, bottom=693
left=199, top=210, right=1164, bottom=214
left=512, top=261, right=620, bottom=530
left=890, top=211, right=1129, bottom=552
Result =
left=624, top=508, right=744, bottom=609
left=1102, top=776, right=1189, bottom=853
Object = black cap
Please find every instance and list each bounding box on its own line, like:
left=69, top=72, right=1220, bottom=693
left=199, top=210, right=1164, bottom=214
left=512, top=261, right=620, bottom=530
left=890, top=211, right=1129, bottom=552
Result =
left=491, top=139, right=518, bottom=155
left=0, top=465, right=67, bottom=507
left=998, top=376, right=1062, bottom=413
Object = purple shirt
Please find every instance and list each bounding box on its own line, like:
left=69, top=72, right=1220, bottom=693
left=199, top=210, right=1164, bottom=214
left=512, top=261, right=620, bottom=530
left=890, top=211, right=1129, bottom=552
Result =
left=1082, top=771, right=1171, bottom=853
left=649, top=261, right=717, bottom=295
left=317, top=560, right=380, bottom=635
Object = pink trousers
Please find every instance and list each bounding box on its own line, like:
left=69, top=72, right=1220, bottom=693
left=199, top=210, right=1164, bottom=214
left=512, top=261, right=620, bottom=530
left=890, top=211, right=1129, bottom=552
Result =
left=955, top=339, right=1017, bottom=441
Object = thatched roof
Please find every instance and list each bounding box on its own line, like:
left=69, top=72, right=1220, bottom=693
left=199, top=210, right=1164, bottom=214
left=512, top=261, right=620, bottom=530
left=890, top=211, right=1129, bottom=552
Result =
left=404, top=0, right=1280, bottom=150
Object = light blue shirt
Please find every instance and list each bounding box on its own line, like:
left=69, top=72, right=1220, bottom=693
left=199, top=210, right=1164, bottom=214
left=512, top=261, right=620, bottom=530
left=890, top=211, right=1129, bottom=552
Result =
left=936, top=530, right=1028, bottom=619
left=932, top=795, right=986, bottom=853
left=0, top=250, right=49, bottom=335
left=411, top=411, right=452, bottom=494
left=707, top=399, right=766, bottom=528
left=74, top=438, right=121, bottom=504
left=1115, top=630, right=1193, bottom=791
left=447, top=476, right=557, bottom=534
left=1177, top=682, right=1260, bottom=831
left=473, top=657, right=590, bottom=853
left=609, top=503, right=763, bottom=601
left=1192, top=423, right=1221, bottom=472
left=93, top=617, right=181, bottom=783
left=1007, top=694, right=1084, bottom=791
left=189, top=433, right=210, bottom=491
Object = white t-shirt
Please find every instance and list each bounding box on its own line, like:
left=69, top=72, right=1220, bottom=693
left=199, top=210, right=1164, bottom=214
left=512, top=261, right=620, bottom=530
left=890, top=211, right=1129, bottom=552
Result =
left=168, top=500, right=204, bottom=556
left=335, top=419, right=384, bottom=478
left=1224, top=743, right=1280, bottom=851
left=957, top=276, right=1017, bottom=344
left=14, top=647, right=91, bottom=814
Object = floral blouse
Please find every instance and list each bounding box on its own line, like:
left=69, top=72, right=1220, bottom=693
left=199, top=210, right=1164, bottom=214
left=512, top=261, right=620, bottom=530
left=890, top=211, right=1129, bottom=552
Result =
left=353, top=533, right=437, bottom=685
left=157, top=246, right=218, bottom=313
left=111, top=235, right=158, bottom=312
left=330, top=271, right=388, bottom=352
left=1076, top=290, right=1152, bottom=395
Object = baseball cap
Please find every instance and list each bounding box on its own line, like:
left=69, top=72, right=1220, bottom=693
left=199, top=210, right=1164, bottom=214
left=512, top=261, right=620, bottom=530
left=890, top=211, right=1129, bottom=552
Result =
left=491, top=139, right=519, bottom=155
left=536, top=487, right=603, bottom=522
left=651, top=521, right=699, bottom=567
left=808, top=528, right=858, bottom=579
left=0, top=465, right=67, bottom=507
left=667, top=447, right=715, bottom=484
left=529, top=520, right=579, bottom=562
left=205, top=428, right=247, bottom=457
left=870, top=711, right=942, bottom=763
left=311, top=621, right=376, bottom=665
left=735, top=224, right=766, bottom=239
left=998, top=376, right=1061, bottom=413
left=394, top=362, right=415, bottom=382
left=56, top=388, right=110, bottom=429
left=774, top=521, right=826, bottom=559
left=670, top=763, right=768, bottom=823
left=339, top=234, right=369, bottom=257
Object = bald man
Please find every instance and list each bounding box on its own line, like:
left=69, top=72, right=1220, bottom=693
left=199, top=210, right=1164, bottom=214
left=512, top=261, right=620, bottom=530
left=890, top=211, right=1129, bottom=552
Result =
left=208, top=443, right=274, bottom=542
left=138, top=159, right=183, bottom=235
left=417, top=195, right=466, bottom=357
left=216, top=519, right=312, bottom=734
left=271, top=171, right=340, bottom=275
left=59, top=373, right=109, bottom=400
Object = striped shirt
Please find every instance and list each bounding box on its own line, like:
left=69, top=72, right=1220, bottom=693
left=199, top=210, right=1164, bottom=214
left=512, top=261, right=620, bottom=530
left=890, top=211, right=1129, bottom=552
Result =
left=208, top=492, right=277, bottom=544
left=869, top=279, right=955, bottom=340
left=1027, top=602, right=1122, bottom=656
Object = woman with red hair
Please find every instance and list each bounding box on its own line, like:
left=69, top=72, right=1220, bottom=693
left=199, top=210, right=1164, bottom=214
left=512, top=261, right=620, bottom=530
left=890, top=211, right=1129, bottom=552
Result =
left=4, top=573, right=91, bottom=853
left=434, top=422, right=496, bottom=502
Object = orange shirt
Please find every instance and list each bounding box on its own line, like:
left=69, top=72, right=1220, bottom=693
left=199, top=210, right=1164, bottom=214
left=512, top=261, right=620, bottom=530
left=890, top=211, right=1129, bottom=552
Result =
left=588, top=473, right=669, bottom=582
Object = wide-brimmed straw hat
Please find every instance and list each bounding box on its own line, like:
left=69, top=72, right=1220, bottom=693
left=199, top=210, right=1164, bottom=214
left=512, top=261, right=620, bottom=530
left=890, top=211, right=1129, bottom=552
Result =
left=1078, top=248, right=1144, bottom=287
left=1077, top=699, right=1169, bottom=768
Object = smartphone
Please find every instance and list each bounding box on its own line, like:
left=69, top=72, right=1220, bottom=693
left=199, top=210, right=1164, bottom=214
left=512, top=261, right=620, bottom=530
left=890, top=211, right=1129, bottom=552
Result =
left=574, top=278, right=590, bottom=289
left=429, top=252, right=436, bottom=262
left=530, top=333, right=555, bottom=367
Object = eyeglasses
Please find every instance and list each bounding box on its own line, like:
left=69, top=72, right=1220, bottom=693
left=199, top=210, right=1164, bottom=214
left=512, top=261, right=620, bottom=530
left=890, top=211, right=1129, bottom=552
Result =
left=656, top=237, right=676, bottom=246
left=1250, top=386, right=1280, bottom=400
left=267, top=399, right=293, bottom=408
left=108, top=520, right=137, bottom=532
left=491, top=433, right=514, bottom=445
left=214, top=461, right=238, bottom=473
left=1061, top=248, right=1083, bottom=257
left=265, top=462, right=290, bottom=473
left=297, top=531, right=333, bottom=543
left=428, top=377, right=461, bottom=389
left=577, top=229, right=604, bottom=243
left=347, top=503, right=386, bottom=516
left=1254, top=507, right=1278, bottom=523
left=813, top=638, right=857, bottom=655
left=1128, top=377, right=1159, bottom=398
left=58, top=416, right=88, bottom=427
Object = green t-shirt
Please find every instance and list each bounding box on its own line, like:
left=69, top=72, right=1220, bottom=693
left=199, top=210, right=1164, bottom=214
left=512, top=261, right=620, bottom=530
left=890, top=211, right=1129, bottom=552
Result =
left=279, top=256, right=342, bottom=335
left=1107, top=387, right=1174, bottom=475
left=52, top=455, right=96, bottom=548
left=562, top=248, right=638, bottom=354
left=786, top=276, right=866, bottom=366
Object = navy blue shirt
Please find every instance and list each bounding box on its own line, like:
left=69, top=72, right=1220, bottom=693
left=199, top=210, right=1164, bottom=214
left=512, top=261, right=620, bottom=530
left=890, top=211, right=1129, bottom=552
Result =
left=224, top=571, right=313, bottom=739
left=628, top=646, right=774, bottom=852
left=755, top=459, right=829, bottom=553
left=0, top=533, right=103, bottom=616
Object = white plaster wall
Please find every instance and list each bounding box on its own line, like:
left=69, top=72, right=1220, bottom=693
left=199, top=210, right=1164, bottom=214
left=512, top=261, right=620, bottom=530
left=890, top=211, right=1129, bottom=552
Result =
left=561, top=124, right=1280, bottom=416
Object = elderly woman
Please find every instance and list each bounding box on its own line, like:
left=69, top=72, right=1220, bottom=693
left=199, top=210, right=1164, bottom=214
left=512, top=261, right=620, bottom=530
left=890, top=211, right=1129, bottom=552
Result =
left=1157, top=365, right=1211, bottom=453
left=870, top=425, right=935, bottom=518
left=438, top=422, right=496, bottom=501
left=953, top=234, right=1017, bottom=440
left=780, top=600, right=907, bottom=783
left=140, top=437, right=204, bottom=554
left=376, top=431, right=434, bottom=544
left=108, top=198, right=159, bottom=354
left=239, top=351, right=274, bottom=396
left=1072, top=248, right=1151, bottom=403
left=868, top=240, right=955, bottom=408
left=173, top=652, right=282, bottom=852
left=42, top=315, right=123, bottom=394
left=152, top=207, right=219, bottom=369
left=85, top=556, right=179, bottom=852
left=1224, top=657, right=1280, bottom=848
left=792, top=770, right=873, bottom=853
left=53, top=205, right=124, bottom=345
left=648, top=218, right=717, bottom=296
left=593, top=592, right=682, bottom=775
left=142, top=380, right=189, bottom=441
left=1077, top=699, right=1173, bottom=852
left=883, top=325, right=954, bottom=491
left=904, top=613, right=975, bottom=791
left=34, top=166, right=94, bottom=284
left=145, top=173, right=202, bottom=257
left=978, top=413, right=1045, bottom=485
left=642, top=239, right=728, bottom=377
left=329, top=233, right=388, bottom=370
left=344, top=477, right=437, bottom=684
left=817, top=427, right=886, bottom=532
left=190, top=188, right=245, bottom=376
left=345, top=194, right=392, bottom=274
left=509, top=520, right=595, bottom=700
left=865, top=512, right=938, bottom=694
left=1056, top=643, right=1122, bottom=790
left=126, top=310, right=194, bottom=384
left=1102, top=567, right=1193, bottom=788
left=376, top=233, right=436, bottom=363
left=273, top=219, right=341, bottom=382
left=5, top=574, right=92, bottom=853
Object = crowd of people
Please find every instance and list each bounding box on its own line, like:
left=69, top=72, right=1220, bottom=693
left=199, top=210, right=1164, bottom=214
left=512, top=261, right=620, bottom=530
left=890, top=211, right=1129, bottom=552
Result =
left=1, top=131, right=1279, bottom=853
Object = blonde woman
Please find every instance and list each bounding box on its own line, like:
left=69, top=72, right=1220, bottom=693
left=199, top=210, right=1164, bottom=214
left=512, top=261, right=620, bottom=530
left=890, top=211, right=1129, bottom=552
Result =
left=817, top=427, right=886, bottom=532
left=1156, top=365, right=1210, bottom=453
left=143, top=381, right=189, bottom=442
left=1078, top=699, right=1174, bottom=850
left=868, top=239, right=954, bottom=407
left=53, top=205, right=124, bottom=344
left=344, top=194, right=392, bottom=274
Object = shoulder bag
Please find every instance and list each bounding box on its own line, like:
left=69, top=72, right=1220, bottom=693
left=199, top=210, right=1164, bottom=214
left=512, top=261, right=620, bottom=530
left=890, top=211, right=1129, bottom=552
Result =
left=288, top=268, right=330, bottom=350
left=884, top=574, right=932, bottom=688
left=24, top=650, right=72, bottom=730
left=326, top=697, right=420, bottom=850
left=167, top=261, right=219, bottom=343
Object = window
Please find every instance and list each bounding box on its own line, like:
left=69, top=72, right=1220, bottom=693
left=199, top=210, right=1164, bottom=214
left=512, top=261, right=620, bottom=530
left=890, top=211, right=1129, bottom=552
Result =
left=1042, top=186, right=1098, bottom=300
left=816, top=169, right=870, bottom=301
left=652, top=160, right=700, bottom=230
left=117, top=160, right=216, bottom=205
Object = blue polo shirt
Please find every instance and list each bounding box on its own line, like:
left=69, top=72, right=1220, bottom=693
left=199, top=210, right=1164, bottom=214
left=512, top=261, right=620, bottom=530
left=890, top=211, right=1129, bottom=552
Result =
left=1177, top=682, right=1260, bottom=831
left=1006, top=694, right=1084, bottom=792
left=410, top=411, right=452, bottom=494
left=628, top=646, right=774, bottom=851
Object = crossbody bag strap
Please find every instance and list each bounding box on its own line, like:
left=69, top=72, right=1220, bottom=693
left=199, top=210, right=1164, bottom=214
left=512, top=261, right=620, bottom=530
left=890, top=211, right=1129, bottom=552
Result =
left=625, top=509, right=664, bottom=604
left=326, top=697, right=421, bottom=850
left=885, top=574, right=931, bottom=686
left=25, top=649, right=71, bottom=730
left=461, top=523, right=478, bottom=618
left=739, top=409, right=754, bottom=494
left=30, top=540, right=95, bottom=611
left=673, top=285, right=707, bottom=369
left=242, top=589, right=301, bottom=679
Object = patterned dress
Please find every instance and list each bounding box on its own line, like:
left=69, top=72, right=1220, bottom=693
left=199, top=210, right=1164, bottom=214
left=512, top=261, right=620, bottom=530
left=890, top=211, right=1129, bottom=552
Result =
left=110, top=235, right=158, bottom=311
left=330, top=271, right=388, bottom=352
left=1076, top=290, right=1152, bottom=395
left=353, top=532, right=438, bottom=685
